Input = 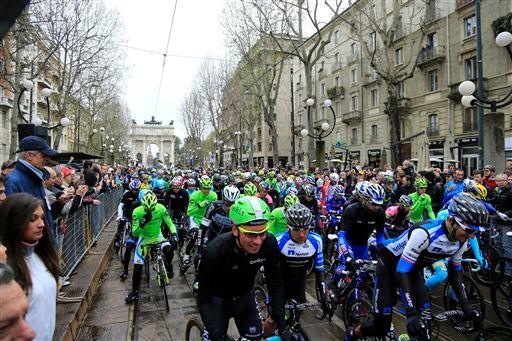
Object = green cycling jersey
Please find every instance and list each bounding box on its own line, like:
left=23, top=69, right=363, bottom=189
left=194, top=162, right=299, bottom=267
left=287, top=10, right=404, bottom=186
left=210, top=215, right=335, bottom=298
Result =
left=408, top=192, right=435, bottom=223
left=268, top=207, right=287, bottom=235
left=132, top=203, right=176, bottom=239
left=187, top=190, right=218, bottom=221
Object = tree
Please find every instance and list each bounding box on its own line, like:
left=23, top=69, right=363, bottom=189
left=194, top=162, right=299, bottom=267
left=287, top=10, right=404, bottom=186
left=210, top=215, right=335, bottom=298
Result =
left=181, top=89, right=207, bottom=155
left=332, top=0, right=428, bottom=165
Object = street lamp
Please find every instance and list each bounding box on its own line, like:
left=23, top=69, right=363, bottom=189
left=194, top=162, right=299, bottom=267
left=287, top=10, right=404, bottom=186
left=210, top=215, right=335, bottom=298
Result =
left=299, top=98, right=337, bottom=170
left=31, top=87, right=71, bottom=129
left=234, top=131, right=242, bottom=167
left=458, top=30, right=512, bottom=170
left=91, top=126, right=106, bottom=155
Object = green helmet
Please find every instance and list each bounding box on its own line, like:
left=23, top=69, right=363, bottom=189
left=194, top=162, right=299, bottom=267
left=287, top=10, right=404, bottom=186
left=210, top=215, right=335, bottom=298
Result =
left=284, top=194, right=300, bottom=208
left=141, top=191, right=158, bottom=211
left=229, top=196, right=271, bottom=226
left=199, top=175, right=212, bottom=189
left=244, top=182, right=257, bottom=196
left=415, top=178, right=428, bottom=188
left=268, top=170, right=276, bottom=178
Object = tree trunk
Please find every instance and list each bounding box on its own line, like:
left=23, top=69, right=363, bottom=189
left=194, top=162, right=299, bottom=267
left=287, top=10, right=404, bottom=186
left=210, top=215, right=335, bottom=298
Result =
left=304, top=64, right=315, bottom=169
left=386, top=91, right=402, bottom=167
left=9, top=39, right=24, bottom=159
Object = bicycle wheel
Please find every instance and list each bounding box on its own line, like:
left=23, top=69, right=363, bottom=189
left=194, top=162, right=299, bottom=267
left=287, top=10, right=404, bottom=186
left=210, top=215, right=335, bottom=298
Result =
left=291, top=324, right=311, bottom=341
left=490, top=276, right=512, bottom=327
left=157, top=258, right=170, bottom=312
left=473, top=245, right=500, bottom=286
left=254, top=285, right=269, bottom=321
left=118, top=223, right=129, bottom=261
left=474, top=326, right=512, bottom=341
left=443, top=274, right=485, bottom=328
left=491, top=257, right=512, bottom=282
left=185, top=318, right=204, bottom=341
left=343, top=296, right=373, bottom=329
left=144, top=258, right=150, bottom=287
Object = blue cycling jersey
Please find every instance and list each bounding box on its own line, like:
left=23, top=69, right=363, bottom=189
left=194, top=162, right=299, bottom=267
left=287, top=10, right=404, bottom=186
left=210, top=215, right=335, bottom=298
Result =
left=275, top=231, right=324, bottom=273
left=326, top=195, right=345, bottom=214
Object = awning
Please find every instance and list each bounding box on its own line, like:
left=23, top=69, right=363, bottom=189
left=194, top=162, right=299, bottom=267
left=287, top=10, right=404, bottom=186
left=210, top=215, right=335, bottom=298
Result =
left=51, top=152, right=104, bottom=163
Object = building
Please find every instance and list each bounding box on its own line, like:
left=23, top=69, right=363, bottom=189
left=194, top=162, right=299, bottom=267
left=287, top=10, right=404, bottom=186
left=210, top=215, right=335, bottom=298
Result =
left=291, top=0, right=511, bottom=173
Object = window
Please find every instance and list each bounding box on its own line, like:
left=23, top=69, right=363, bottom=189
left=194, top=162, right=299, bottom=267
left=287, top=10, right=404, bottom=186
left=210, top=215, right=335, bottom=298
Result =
left=336, top=102, right=341, bottom=116
left=465, top=56, right=477, bottom=79
left=350, top=42, right=357, bottom=55
left=335, top=76, right=340, bottom=87
left=399, top=120, right=406, bottom=139
left=351, top=68, right=357, bottom=84
left=334, top=30, right=340, bottom=45
left=334, top=53, right=341, bottom=68
left=298, top=112, right=302, bottom=125
left=257, top=127, right=262, bottom=138
left=428, top=69, right=438, bottom=91
left=351, top=128, right=358, bottom=145
left=464, top=15, right=476, bottom=38
left=368, top=4, right=376, bottom=18
left=369, top=31, right=377, bottom=51
left=370, top=124, right=378, bottom=143
left=395, top=48, right=404, bottom=65
left=257, top=142, right=262, bottom=152
left=1, top=110, right=7, bottom=129
left=321, top=83, right=325, bottom=96
left=371, top=89, right=379, bottom=107
left=268, top=143, right=272, bottom=152
left=426, top=32, right=438, bottom=48
left=351, top=95, right=358, bottom=110
left=463, top=107, right=478, bottom=132
left=427, top=113, right=439, bottom=135
left=320, top=61, right=325, bottom=71
left=397, top=81, right=405, bottom=98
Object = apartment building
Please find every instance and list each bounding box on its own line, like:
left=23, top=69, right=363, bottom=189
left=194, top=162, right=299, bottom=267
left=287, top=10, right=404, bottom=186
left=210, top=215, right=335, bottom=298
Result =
left=291, top=0, right=512, bottom=173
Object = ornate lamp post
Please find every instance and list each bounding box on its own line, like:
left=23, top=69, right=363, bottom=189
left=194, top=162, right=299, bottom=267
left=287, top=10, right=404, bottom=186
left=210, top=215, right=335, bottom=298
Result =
left=458, top=31, right=512, bottom=171
left=91, top=126, right=106, bottom=155
left=299, top=98, right=337, bottom=170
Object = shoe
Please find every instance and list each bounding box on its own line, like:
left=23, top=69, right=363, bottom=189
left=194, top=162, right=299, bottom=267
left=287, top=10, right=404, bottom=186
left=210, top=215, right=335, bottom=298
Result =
left=182, top=254, right=191, bottom=266
left=192, top=281, right=199, bottom=298
left=113, top=240, right=120, bottom=252
left=119, top=271, right=128, bottom=280
left=167, top=265, right=174, bottom=279
left=125, top=290, right=139, bottom=304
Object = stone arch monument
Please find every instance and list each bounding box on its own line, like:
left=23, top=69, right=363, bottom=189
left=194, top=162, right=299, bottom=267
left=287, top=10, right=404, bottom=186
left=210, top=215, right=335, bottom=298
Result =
left=130, top=116, right=175, bottom=166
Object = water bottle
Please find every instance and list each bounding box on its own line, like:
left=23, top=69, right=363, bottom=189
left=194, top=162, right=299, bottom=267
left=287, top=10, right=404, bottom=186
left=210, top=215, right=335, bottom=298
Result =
left=266, top=335, right=282, bottom=341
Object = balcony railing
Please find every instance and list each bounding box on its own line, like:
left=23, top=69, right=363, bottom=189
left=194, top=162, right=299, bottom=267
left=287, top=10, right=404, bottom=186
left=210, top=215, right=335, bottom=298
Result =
left=418, top=46, right=446, bottom=67
left=0, top=96, right=14, bottom=108
left=37, top=76, right=52, bottom=87
left=342, top=110, right=362, bottom=124
left=427, top=126, right=440, bottom=137
left=347, top=52, right=359, bottom=64
left=331, top=62, right=342, bottom=72
left=365, top=72, right=381, bottom=85
left=350, top=138, right=358, bottom=145
left=327, top=86, right=345, bottom=99
left=293, top=124, right=305, bottom=134
left=37, top=96, right=48, bottom=105
left=397, top=97, right=410, bottom=109
left=369, top=136, right=378, bottom=144
left=424, top=8, right=440, bottom=24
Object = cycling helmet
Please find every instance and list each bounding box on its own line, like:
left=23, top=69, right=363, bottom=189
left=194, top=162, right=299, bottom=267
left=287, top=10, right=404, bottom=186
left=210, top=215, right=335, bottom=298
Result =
left=171, top=177, right=182, bottom=187
left=286, top=176, right=294, bottom=185
left=316, top=178, right=324, bottom=187
left=415, top=178, right=428, bottom=188
left=303, top=183, right=315, bottom=196
left=212, top=173, right=221, bottom=182
left=244, top=182, right=258, bottom=196
left=483, top=165, right=496, bottom=172
left=285, top=203, right=314, bottom=229
left=329, top=173, right=339, bottom=183
left=334, top=185, right=345, bottom=197
left=355, top=181, right=371, bottom=199
left=399, top=195, right=413, bottom=207
left=287, top=187, right=299, bottom=195
left=220, top=174, right=229, bottom=185
left=448, top=193, right=489, bottom=232
left=253, top=176, right=262, bottom=184
left=259, top=181, right=271, bottom=192
left=229, top=196, right=271, bottom=226
left=152, top=179, right=165, bottom=190
left=223, top=185, right=241, bottom=203
left=466, top=183, right=488, bottom=200
left=305, top=175, right=315, bottom=184
left=385, top=205, right=398, bottom=219
left=138, top=189, right=149, bottom=202
left=141, top=191, right=158, bottom=211
left=258, top=170, right=265, bottom=176
left=243, top=172, right=251, bottom=181
left=199, top=175, right=212, bottom=189
left=382, top=176, right=395, bottom=185
left=187, top=178, right=196, bottom=187
left=463, top=178, right=475, bottom=190
left=284, top=194, right=300, bottom=208
left=129, top=179, right=141, bottom=190
left=364, top=183, right=385, bottom=205
left=268, top=170, right=276, bottom=178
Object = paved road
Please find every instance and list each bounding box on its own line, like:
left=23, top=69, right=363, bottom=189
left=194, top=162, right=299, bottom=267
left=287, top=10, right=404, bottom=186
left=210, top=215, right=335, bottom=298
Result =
left=79, top=251, right=501, bottom=340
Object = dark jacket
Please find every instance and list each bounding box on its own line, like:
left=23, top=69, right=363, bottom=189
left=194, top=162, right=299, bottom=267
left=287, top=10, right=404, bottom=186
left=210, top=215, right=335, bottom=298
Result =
left=491, top=186, right=512, bottom=217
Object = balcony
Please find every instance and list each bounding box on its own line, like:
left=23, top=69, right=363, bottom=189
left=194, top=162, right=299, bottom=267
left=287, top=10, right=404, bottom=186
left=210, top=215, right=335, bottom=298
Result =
left=423, top=8, right=441, bottom=24
left=294, top=124, right=305, bottom=134
left=456, top=0, right=474, bottom=9
left=342, top=110, right=362, bottom=124
left=364, top=72, right=381, bottom=85
left=397, top=97, right=410, bottom=109
left=20, top=103, right=29, bottom=114
left=36, top=76, right=52, bottom=88
left=331, top=62, right=342, bottom=72
left=417, top=46, right=446, bottom=68
left=347, top=52, right=359, bottom=65
left=427, top=126, right=440, bottom=137
left=37, top=96, right=49, bottom=105
left=0, top=96, right=14, bottom=108
left=369, top=136, right=379, bottom=144
left=350, top=138, right=358, bottom=145
left=327, top=86, right=345, bottom=99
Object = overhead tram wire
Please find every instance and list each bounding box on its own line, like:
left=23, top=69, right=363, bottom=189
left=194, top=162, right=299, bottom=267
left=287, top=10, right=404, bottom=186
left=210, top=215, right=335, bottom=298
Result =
left=154, top=0, right=179, bottom=116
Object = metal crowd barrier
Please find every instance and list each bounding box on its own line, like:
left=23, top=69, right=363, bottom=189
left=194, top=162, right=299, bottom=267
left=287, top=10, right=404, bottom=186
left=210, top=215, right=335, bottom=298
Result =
left=61, top=188, right=123, bottom=278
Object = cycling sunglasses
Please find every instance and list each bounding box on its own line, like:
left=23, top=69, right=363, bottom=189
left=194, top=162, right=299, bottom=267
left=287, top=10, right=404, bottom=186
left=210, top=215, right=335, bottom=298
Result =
left=288, top=226, right=310, bottom=232
left=238, top=225, right=269, bottom=238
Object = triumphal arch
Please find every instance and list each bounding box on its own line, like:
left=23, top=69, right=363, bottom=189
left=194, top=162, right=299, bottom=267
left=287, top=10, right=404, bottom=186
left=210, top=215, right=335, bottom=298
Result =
left=130, top=116, right=175, bottom=166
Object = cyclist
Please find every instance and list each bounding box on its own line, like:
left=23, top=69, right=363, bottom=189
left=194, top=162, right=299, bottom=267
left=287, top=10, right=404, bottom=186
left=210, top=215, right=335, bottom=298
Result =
left=150, top=178, right=167, bottom=206
left=196, top=196, right=292, bottom=341
left=243, top=182, right=258, bottom=197
left=183, top=175, right=217, bottom=266
left=383, top=195, right=413, bottom=239
left=166, top=176, right=189, bottom=222
left=409, top=178, right=435, bottom=224
left=348, top=194, right=488, bottom=340
left=299, top=183, right=320, bottom=226
left=256, top=182, right=274, bottom=210
left=268, top=194, right=300, bottom=235
left=325, top=184, right=346, bottom=233
left=125, top=191, right=178, bottom=303
left=114, top=179, right=141, bottom=253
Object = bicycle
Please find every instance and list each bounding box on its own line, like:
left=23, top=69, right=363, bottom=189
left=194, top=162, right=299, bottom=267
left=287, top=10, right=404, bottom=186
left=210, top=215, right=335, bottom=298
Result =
left=178, top=220, right=200, bottom=274
left=185, top=316, right=283, bottom=341
left=117, top=218, right=131, bottom=261
left=474, top=326, right=512, bottom=341
left=142, top=240, right=171, bottom=311
left=490, top=274, right=512, bottom=327
left=253, top=284, right=319, bottom=341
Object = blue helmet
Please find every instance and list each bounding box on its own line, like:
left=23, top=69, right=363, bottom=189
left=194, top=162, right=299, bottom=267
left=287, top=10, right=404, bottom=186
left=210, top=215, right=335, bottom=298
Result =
left=129, top=179, right=141, bottom=190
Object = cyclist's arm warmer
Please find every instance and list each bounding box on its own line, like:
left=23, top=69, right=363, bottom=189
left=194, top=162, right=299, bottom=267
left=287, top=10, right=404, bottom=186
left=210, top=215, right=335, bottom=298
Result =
left=396, top=228, right=430, bottom=310
left=199, top=204, right=215, bottom=230
left=117, top=203, right=124, bottom=219
left=483, top=201, right=497, bottom=215
left=468, top=237, right=483, bottom=260
left=447, top=266, right=468, bottom=304
left=161, top=207, right=177, bottom=234
left=132, top=210, right=141, bottom=237
left=187, top=193, right=202, bottom=217
left=426, top=197, right=435, bottom=219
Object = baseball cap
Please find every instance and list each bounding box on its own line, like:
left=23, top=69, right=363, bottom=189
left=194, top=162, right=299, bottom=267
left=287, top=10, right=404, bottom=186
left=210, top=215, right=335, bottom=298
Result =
left=60, top=166, right=74, bottom=177
left=18, top=136, right=58, bottom=157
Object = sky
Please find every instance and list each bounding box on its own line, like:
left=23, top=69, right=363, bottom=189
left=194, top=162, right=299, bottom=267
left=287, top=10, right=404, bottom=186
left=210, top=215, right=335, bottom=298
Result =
left=107, top=0, right=226, bottom=142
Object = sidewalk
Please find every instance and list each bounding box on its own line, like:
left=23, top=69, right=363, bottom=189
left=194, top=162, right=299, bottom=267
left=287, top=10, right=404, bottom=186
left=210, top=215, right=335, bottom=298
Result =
left=54, top=219, right=117, bottom=341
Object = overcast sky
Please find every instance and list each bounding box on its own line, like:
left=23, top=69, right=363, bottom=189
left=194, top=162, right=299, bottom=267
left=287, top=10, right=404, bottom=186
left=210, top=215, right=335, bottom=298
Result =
left=107, top=0, right=226, bottom=141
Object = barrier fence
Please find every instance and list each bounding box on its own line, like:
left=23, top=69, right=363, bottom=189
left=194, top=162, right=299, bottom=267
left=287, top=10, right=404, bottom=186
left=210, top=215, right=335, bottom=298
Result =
left=61, top=188, right=123, bottom=278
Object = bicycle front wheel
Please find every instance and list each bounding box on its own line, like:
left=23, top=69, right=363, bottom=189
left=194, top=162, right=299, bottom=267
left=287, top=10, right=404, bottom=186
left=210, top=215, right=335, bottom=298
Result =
left=474, top=326, right=512, bottom=341
left=157, top=258, right=170, bottom=312
left=185, top=318, right=204, bottom=341
left=118, top=226, right=128, bottom=261
left=490, top=276, right=512, bottom=327
left=443, top=274, right=485, bottom=329
left=291, top=324, right=311, bottom=341
left=343, top=296, right=373, bottom=329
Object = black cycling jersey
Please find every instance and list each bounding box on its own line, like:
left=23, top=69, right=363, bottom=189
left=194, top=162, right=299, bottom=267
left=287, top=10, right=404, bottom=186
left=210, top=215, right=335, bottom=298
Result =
left=165, top=188, right=189, bottom=221
left=200, top=200, right=232, bottom=245
left=121, top=190, right=139, bottom=219
left=197, top=232, right=286, bottom=326
left=299, top=196, right=319, bottom=218
left=212, top=182, right=223, bottom=200
left=341, top=202, right=386, bottom=246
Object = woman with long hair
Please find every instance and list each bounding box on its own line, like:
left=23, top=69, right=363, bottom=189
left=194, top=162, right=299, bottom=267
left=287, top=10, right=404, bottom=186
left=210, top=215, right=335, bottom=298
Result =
left=0, top=193, right=60, bottom=340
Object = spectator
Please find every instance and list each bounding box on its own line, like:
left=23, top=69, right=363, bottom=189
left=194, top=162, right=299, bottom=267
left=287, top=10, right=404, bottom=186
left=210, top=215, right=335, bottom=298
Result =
left=4, top=136, right=58, bottom=233
left=483, top=165, right=497, bottom=192
left=0, top=193, right=60, bottom=340
left=0, top=174, right=6, bottom=203
left=83, top=160, right=97, bottom=188
left=1, top=159, right=16, bottom=176
left=396, top=175, right=414, bottom=197
left=444, top=168, right=465, bottom=198
left=490, top=173, right=512, bottom=218
left=0, top=263, right=36, bottom=340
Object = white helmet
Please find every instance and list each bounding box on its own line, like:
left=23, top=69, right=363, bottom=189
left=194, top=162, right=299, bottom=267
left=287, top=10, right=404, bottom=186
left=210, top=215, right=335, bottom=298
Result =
left=329, top=172, right=339, bottom=183
left=222, top=185, right=241, bottom=203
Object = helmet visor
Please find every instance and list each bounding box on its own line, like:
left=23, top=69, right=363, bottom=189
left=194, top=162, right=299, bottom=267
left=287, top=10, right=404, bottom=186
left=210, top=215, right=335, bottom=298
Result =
left=454, top=216, right=485, bottom=233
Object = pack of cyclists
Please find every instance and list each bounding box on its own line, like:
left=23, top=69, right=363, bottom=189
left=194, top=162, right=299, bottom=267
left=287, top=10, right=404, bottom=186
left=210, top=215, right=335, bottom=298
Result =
left=111, top=164, right=512, bottom=340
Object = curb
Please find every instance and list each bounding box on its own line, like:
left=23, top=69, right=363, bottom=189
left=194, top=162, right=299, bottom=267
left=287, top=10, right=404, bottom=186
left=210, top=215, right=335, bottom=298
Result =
left=55, top=219, right=116, bottom=341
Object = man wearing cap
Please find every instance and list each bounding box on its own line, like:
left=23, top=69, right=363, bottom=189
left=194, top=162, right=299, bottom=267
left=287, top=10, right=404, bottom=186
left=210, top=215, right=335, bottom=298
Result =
left=482, top=165, right=497, bottom=192
left=5, top=136, right=58, bottom=238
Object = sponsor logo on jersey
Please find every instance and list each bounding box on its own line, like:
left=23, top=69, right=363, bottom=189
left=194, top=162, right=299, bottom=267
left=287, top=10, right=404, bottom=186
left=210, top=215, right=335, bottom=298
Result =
left=249, top=258, right=265, bottom=265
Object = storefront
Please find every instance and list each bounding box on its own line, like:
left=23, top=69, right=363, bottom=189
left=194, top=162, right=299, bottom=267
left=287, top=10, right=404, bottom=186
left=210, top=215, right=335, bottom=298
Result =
left=367, top=149, right=381, bottom=168
left=456, top=136, right=479, bottom=175
left=428, top=140, right=444, bottom=169
left=348, top=150, right=360, bottom=164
